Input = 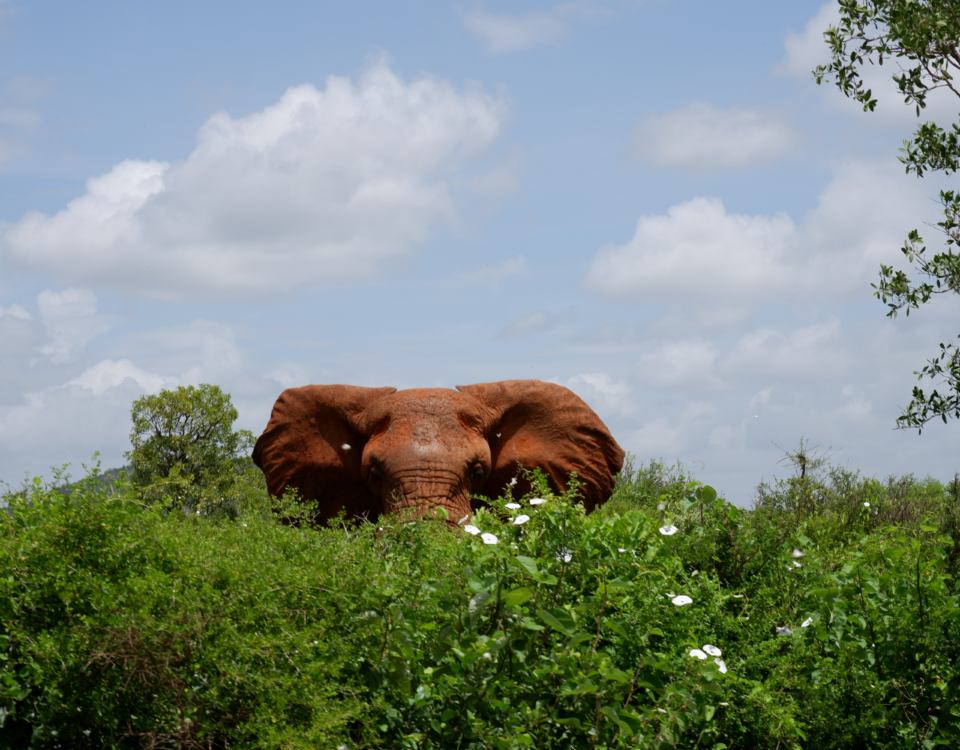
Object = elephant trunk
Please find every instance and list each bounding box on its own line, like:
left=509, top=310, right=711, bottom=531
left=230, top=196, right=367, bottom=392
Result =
left=384, top=470, right=472, bottom=525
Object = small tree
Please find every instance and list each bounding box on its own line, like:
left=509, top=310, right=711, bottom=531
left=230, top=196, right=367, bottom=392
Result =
left=126, top=384, right=261, bottom=514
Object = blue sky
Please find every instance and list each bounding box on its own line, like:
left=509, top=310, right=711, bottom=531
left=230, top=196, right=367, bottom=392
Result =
left=1, top=0, right=959, bottom=503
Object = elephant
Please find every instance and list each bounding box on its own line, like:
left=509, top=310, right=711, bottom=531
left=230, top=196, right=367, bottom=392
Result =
left=252, top=379, right=625, bottom=525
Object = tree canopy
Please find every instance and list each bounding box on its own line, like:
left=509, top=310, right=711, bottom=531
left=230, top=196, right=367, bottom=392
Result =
left=126, top=383, right=261, bottom=513
left=816, top=0, right=960, bottom=431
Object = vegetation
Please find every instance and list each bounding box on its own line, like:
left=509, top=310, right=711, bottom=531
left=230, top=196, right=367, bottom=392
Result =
left=815, top=0, right=960, bottom=430
left=126, top=384, right=264, bottom=516
left=2, top=433, right=959, bottom=747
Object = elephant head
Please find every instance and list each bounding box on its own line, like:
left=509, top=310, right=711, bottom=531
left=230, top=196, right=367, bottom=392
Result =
left=252, top=379, right=625, bottom=525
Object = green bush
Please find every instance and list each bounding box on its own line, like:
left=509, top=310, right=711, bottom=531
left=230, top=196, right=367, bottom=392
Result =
left=1, top=454, right=959, bottom=748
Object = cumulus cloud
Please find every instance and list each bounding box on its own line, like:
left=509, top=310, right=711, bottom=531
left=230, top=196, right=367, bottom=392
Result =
left=627, top=401, right=718, bottom=458
left=583, top=160, right=933, bottom=307
left=635, top=103, right=802, bottom=170
left=3, top=61, right=509, bottom=300
left=0, top=313, right=248, bottom=483
left=718, top=321, right=848, bottom=381
left=498, top=310, right=563, bottom=339
left=36, top=288, right=112, bottom=363
left=461, top=1, right=610, bottom=54
left=462, top=7, right=566, bottom=54
left=67, top=359, right=176, bottom=396
left=631, top=339, right=723, bottom=392
left=564, top=372, right=638, bottom=417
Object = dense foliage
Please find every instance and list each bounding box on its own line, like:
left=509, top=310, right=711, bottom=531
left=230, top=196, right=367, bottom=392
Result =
left=2, top=451, right=959, bottom=748
left=815, top=0, right=960, bottom=429
left=127, top=384, right=263, bottom=515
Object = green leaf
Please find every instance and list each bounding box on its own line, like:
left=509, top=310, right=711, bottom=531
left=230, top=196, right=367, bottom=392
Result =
left=600, top=667, right=631, bottom=683
left=701, top=486, right=717, bottom=503
left=568, top=632, right=592, bottom=647
left=502, top=587, right=533, bottom=607
left=513, top=556, right=539, bottom=578
left=562, top=679, right=598, bottom=695
left=538, top=608, right=575, bottom=635
left=469, top=591, right=491, bottom=625
left=520, top=616, right=545, bottom=631
left=680, top=497, right=696, bottom=513
left=600, top=705, right=642, bottom=735
left=605, top=619, right=627, bottom=638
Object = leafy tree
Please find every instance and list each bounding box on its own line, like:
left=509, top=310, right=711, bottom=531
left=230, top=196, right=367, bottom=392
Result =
left=126, top=384, right=261, bottom=513
left=815, top=0, right=960, bottom=430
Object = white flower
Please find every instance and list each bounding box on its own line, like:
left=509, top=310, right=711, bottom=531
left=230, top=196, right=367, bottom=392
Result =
left=618, top=547, right=626, bottom=552
left=714, top=658, right=728, bottom=674
left=482, top=652, right=493, bottom=659
left=659, top=524, right=678, bottom=536
left=509, top=478, right=518, bottom=486
left=481, top=533, right=498, bottom=545
left=801, top=617, right=813, bottom=628
left=657, top=502, right=666, bottom=511
left=864, top=501, right=870, bottom=507
left=791, top=548, right=805, bottom=558
left=689, top=648, right=707, bottom=660
left=529, top=497, right=547, bottom=505
left=776, top=626, right=792, bottom=637
left=505, top=503, right=521, bottom=509
left=657, top=708, right=667, bottom=713
left=793, top=561, right=802, bottom=568
left=463, top=525, right=481, bottom=535
left=513, top=514, right=530, bottom=525
left=341, top=443, right=351, bottom=450
left=242, top=523, right=247, bottom=527
left=671, top=595, right=692, bottom=606
left=702, top=644, right=721, bottom=657
left=556, top=548, right=572, bottom=563
left=458, top=514, right=469, bottom=525
left=719, top=702, right=729, bottom=706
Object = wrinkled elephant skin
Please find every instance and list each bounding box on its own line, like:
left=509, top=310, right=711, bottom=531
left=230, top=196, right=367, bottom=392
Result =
left=252, top=379, right=625, bottom=525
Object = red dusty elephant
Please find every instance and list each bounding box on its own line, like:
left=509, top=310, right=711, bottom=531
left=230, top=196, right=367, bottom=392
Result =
left=252, top=379, right=625, bottom=525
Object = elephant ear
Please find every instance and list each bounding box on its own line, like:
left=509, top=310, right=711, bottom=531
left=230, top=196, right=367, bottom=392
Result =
left=252, top=384, right=397, bottom=523
left=456, top=380, right=625, bottom=512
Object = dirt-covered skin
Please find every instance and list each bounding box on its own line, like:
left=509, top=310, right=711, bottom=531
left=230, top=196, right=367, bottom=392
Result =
left=252, top=379, right=625, bottom=525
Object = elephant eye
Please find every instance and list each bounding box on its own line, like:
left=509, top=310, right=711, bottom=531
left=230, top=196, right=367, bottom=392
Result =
left=368, top=466, right=382, bottom=484
left=470, top=464, right=486, bottom=481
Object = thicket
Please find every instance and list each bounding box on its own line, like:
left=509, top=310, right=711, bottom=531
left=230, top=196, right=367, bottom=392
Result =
left=2, top=443, right=959, bottom=749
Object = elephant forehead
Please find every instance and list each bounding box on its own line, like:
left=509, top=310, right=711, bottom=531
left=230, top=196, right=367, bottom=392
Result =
left=366, top=388, right=483, bottom=428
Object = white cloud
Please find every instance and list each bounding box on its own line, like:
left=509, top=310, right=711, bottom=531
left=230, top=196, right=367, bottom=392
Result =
left=565, top=371, right=638, bottom=417
left=777, top=3, right=839, bottom=81
left=133, top=320, right=243, bottom=385
left=718, top=321, right=848, bottom=381
left=461, top=1, right=608, bottom=54
left=3, top=61, right=509, bottom=300
left=583, top=160, right=933, bottom=307
left=499, top=310, right=563, bottom=339
left=627, top=401, right=718, bottom=458
left=631, top=339, right=723, bottom=391
left=635, top=103, right=802, bottom=170
left=584, top=196, right=798, bottom=304
left=0, top=303, right=29, bottom=319
left=68, top=359, right=176, bottom=396
left=462, top=6, right=567, bottom=54
left=37, top=288, right=112, bottom=364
